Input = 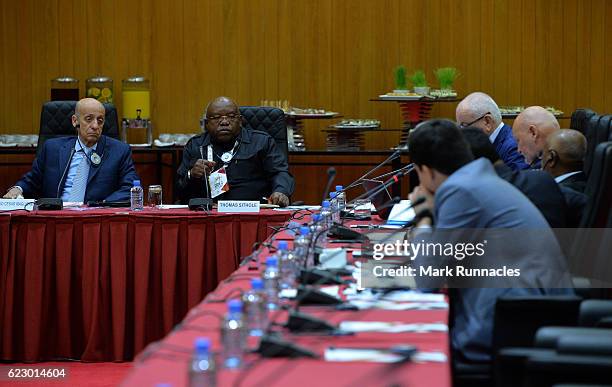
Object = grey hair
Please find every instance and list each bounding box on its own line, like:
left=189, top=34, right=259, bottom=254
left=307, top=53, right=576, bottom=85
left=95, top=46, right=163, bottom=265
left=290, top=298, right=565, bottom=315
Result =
left=463, top=92, right=502, bottom=126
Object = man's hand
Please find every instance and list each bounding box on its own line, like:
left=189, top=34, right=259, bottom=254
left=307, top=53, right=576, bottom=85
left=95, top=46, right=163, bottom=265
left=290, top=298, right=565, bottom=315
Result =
left=190, top=159, right=216, bottom=179
left=409, top=185, right=434, bottom=225
left=268, top=192, right=289, bottom=207
left=3, top=187, right=23, bottom=199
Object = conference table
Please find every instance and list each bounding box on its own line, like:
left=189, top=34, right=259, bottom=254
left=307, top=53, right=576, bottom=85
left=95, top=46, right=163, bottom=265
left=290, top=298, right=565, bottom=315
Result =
left=0, top=207, right=290, bottom=362
left=121, top=221, right=452, bottom=387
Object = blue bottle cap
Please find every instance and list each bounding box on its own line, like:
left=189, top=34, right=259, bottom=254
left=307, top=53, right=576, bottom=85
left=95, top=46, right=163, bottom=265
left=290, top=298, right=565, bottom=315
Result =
left=311, top=214, right=321, bottom=222
left=330, top=192, right=337, bottom=199
left=300, top=226, right=310, bottom=236
left=322, top=200, right=330, bottom=208
left=133, top=180, right=141, bottom=187
left=278, top=241, right=288, bottom=251
left=194, top=337, right=211, bottom=353
left=228, top=299, right=243, bottom=313
left=266, top=256, right=278, bottom=267
left=336, top=185, right=343, bottom=191
left=251, top=278, right=264, bottom=290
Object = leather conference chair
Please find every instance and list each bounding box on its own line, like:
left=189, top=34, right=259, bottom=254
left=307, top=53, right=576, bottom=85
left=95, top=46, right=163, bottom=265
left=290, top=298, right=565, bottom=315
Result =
left=570, top=109, right=597, bottom=135
left=37, top=100, right=120, bottom=155
left=239, top=106, right=289, bottom=162
left=492, top=295, right=582, bottom=387
left=579, top=142, right=612, bottom=227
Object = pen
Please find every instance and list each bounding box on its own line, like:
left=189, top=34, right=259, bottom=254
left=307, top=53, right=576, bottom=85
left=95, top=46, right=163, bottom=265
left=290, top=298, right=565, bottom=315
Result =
left=349, top=224, right=380, bottom=229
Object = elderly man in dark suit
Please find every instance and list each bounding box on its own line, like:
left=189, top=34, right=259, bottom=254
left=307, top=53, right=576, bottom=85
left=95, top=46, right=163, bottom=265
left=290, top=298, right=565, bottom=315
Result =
left=542, top=129, right=588, bottom=193
left=3, top=98, right=138, bottom=202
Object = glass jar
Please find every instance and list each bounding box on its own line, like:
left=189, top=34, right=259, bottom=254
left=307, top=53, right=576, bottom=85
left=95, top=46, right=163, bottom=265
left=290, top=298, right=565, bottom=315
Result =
left=50, top=77, right=79, bottom=101
left=86, top=76, right=113, bottom=104
left=122, top=77, right=150, bottom=119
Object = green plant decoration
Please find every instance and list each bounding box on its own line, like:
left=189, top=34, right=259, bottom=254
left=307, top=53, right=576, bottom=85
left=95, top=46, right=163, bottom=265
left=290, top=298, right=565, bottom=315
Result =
left=434, top=67, right=460, bottom=90
left=394, top=66, right=407, bottom=90
left=409, top=70, right=427, bottom=88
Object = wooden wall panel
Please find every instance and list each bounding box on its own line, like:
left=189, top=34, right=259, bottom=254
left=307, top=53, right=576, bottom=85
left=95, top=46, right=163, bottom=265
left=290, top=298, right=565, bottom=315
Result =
left=0, top=0, right=610, bottom=147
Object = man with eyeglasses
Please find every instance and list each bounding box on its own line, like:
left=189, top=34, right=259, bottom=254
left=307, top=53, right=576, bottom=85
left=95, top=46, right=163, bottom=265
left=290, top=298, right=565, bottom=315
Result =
left=176, top=96, right=294, bottom=206
left=456, top=92, right=529, bottom=171
left=3, top=98, right=138, bottom=202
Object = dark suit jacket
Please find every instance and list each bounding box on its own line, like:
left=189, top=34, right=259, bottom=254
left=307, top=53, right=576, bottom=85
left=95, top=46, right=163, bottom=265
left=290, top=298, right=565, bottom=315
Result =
left=495, top=163, right=568, bottom=227
left=16, top=135, right=139, bottom=202
left=559, top=171, right=587, bottom=193
left=493, top=123, right=530, bottom=171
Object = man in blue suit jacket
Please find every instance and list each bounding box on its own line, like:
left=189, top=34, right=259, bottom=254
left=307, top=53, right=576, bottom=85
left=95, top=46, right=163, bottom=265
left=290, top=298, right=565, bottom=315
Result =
left=456, top=92, right=530, bottom=170
left=407, top=120, right=573, bottom=365
left=3, top=98, right=138, bottom=202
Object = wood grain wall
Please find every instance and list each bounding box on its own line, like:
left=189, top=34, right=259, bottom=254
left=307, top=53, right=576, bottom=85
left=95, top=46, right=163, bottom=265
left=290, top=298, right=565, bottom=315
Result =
left=1, top=0, right=610, bottom=150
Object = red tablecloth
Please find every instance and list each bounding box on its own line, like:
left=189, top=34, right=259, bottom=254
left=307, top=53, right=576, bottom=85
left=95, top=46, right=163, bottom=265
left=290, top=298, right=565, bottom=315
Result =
left=0, top=208, right=290, bottom=362
left=122, top=227, right=451, bottom=387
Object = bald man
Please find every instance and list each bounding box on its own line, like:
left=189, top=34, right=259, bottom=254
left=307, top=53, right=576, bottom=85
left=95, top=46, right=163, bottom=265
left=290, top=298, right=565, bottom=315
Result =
left=456, top=92, right=529, bottom=171
left=3, top=98, right=139, bottom=202
left=542, top=129, right=587, bottom=193
left=176, top=96, right=294, bottom=206
left=512, top=106, right=561, bottom=168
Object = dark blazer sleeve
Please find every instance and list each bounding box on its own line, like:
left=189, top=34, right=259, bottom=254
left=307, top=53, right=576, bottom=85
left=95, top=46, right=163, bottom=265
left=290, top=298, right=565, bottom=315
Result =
left=261, top=137, right=294, bottom=196
left=15, top=142, right=48, bottom=198
left=104, top=144, right=139, bottom=202
left=176, top=137, right=207, bottom=204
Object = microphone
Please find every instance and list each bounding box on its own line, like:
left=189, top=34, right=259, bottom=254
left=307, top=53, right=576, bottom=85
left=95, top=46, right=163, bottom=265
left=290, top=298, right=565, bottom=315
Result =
left=321, top=167, right=336, bottom=202
left=349, top=164, right=415, bottom=205
left=56, top=148, right=76, bottom=198
left=339, top=150, right=402, bottom=194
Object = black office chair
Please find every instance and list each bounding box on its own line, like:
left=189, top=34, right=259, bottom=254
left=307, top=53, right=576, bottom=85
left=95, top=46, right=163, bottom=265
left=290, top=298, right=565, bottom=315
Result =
left=239, top=106, right=288, bottom=161
left=579, top=142, right=612, bottom=228
left=570, top=109, right=597, bottom=135
left=37, top=100, right=120, bottom=154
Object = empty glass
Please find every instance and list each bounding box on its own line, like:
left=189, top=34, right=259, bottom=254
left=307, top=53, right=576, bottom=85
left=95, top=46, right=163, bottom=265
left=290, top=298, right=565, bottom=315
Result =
left=353, top=199, right=372, bottom=219
left=147, top=185, right=163, bottom=207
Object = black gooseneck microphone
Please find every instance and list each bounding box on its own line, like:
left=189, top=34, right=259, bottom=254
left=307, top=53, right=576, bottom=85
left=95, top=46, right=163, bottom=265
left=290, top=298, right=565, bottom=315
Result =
left=348, top=164, right=415, bottom=205
left=338, top=150, right=403, bottom=194
left=321, top=167, right=336, bottom=203
left=56, top=148, right=76, bottom=198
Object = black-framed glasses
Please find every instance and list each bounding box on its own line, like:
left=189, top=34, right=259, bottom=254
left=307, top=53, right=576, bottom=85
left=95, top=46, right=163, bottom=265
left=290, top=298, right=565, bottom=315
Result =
left=459, top=112, right=490, bottom=128
left=206, top=113, right=241, bottom=123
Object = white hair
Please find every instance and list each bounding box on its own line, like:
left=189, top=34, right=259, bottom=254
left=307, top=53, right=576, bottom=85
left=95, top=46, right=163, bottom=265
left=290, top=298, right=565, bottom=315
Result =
left=462, top=92, right=502, bottom=126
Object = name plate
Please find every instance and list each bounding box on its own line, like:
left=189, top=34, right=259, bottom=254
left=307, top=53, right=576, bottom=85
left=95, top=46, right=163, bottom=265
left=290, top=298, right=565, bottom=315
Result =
left=217, top=200, right=260, bottom=213
left=0, top=199, right=36, bottom=211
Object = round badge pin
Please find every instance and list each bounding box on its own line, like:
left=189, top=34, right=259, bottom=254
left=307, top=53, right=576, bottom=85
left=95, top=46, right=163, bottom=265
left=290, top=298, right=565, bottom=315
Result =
left=91, top=152, right=102, bottom=165
left=221, top=152, right=232, bottom=163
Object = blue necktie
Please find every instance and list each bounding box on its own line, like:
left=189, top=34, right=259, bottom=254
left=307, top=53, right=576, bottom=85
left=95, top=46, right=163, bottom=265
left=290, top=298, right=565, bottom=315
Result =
left=67, top=150, right=90, bottom=202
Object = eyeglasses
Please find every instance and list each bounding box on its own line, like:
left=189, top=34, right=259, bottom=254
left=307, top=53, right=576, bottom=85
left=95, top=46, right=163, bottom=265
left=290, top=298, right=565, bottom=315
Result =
left=206, top=113, right=241, bottom=123
left=459, top=112, right=490, bottom=128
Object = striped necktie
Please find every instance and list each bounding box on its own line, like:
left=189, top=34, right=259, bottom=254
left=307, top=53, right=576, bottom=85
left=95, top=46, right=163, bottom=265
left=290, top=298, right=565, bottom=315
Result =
left=67, top=149, right=90, bottom=202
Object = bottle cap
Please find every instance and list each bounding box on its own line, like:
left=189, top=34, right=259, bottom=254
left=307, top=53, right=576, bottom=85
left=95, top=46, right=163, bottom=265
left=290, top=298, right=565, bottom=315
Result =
left=336, top=185, right=343, bottom=191
left=300, top=226, right=310, bottom=236
left=251, top=278, right=263, bottom=290
left=312, top=214, right=321, bottom=222
left=322, top=200, right=330, bottom=208
left=133, top=180, right=141, bottom=187
left=228, top=299, right=243, bottom=313
left=330, top=192, right=337, bottom=199
left=278, top=241, right=288, bottom=251
left=266, top=256, right=278, bottom=267
left=194, top=337, right=211, bottom=353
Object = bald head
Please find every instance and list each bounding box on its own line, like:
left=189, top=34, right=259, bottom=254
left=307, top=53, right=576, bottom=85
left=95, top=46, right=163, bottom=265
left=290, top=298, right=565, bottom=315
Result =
left=455, top=92, right=502, bottom=135
left=204, top=96, right=242, bottom=144
left=512, top=106, right=561, bottom=164
left=542, top=129, right=586, bottom=177
left=72, top=98, right=105, bottom=147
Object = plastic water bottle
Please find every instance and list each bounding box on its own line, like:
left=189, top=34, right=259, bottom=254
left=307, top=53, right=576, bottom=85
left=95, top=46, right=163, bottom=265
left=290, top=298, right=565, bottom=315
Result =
left=320, top=200, right=332, bottom=230
left=330, top=191, right=340, bottom=224
left=221, top=300, right=246, bottom=369
left=335, top=185, right=346, bottom=214
left=242, top=278, right=268, bottom=337
left=294, top=226, right=311, bottom=268
left=130, top=180, right=144, bottom=211
left=188, top=337, right=216, bottom=387
left=262, top=256, right=280, bottom=310
left=277, top=241, right=297, bottom=289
